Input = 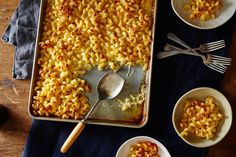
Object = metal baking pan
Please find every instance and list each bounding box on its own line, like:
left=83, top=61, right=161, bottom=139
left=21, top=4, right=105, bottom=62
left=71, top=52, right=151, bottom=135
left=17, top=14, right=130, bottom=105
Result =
left=28, top=0, right=157, bottom=128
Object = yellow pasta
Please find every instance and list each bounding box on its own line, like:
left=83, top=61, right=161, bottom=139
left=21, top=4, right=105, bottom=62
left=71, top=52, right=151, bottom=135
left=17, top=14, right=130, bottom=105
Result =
left=118, top=84, right=146, bottom=111
left=32, top=0, right=153, bottom=119
left=180, top=96, right=224, bottom=139
left=183, top=0, right=222, bottom=21
left=128, top=141, right=159, bottom=157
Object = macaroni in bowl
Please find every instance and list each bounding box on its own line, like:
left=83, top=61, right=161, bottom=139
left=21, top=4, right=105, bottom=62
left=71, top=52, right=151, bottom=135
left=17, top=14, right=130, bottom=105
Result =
left=180, top=96, right=224, bottom=139
left=128, top=141, right=159, bottom=157
left=183, top=0, right=222, bottom=21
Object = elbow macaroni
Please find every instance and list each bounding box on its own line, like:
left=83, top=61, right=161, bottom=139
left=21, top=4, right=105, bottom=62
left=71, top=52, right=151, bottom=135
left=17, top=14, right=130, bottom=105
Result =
left=118, top=84, right=146, bottom=111
left=32, top=0, right=153, bottom=119
left=128, top=141, right=159, bottom=157
left=180, top=96, right=224, bottom=139
left=183, top=0, right=222, bottom=21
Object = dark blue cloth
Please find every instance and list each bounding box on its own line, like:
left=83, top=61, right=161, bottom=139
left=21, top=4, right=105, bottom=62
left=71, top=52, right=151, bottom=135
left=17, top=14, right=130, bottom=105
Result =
left=2, top=0, right=235, bottom=157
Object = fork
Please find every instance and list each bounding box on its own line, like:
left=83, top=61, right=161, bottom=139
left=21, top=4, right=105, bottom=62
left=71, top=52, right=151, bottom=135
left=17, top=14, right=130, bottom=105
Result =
left=165, top=33, right=231, bottom=73
left=167, top=33, right=226, bottom=53
left=162, top=41, right=225, bottom=54
left=167, top=33, right=231, bottom=66
left=165, top=43, right=231, bottom=65
left=163, top=39, right=226, bottom=53
left=161, top=44, right=231, bottom=66
left=158, top=44, right=229, bottom=73
left=185, top=40, right=225, bottom=53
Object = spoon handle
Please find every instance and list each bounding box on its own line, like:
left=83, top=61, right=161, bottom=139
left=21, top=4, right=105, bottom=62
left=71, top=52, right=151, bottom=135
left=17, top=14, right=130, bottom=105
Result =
left=60, top=99, right=101, bottom=153
left=60, top=121, right=85, bottom=153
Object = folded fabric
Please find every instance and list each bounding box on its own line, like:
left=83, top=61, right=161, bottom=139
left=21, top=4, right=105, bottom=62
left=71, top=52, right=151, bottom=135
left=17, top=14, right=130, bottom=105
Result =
left=2, top=0, right=40, bottom=79
left=2, top=0, right=235, bottom=157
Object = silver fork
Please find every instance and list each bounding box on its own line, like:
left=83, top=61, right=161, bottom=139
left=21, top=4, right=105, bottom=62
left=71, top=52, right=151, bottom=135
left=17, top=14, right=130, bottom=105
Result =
left=163, top=39, right=226, bottom=53
left=165, top=43, right=231, bottom=66
left=167, top=33, right=225, bottom=53
left=162, top=44, right=231, bottom=66
left=167, top=33, right=231, bottom=66
left=187, top=40, right=225, bottom=53
left=165, top=33, right=231, bottom=73
left=158, top=44, right=229, bottom=73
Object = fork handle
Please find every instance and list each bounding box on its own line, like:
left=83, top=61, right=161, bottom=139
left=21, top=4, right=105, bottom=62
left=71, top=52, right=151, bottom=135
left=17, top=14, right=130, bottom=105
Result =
left=164, top=44, right=183, bottom=51
left=157, top=51, right=181, bottom=59
left=167, top=33, right=199, bottom=54
left=157, top=50, right=205, bottom=59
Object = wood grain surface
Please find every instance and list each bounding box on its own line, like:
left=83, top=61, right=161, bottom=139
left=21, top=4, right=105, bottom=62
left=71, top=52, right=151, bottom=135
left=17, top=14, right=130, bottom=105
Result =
left=0, top=0, right=235, bottom=157
left=0, top=0, right=32, bottom=157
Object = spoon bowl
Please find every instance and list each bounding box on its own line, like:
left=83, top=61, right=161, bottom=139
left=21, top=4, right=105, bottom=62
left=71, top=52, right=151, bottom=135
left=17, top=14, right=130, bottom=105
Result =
left=97, top=72, right=125, bottom=100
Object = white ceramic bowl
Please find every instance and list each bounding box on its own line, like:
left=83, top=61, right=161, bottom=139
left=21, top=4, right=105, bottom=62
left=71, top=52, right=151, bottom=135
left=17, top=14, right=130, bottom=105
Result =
left=172, top=87, right=232, bottom=147
left=116, top=136, right=171, bottom=157
left=171, top=0, right=236, bottom=29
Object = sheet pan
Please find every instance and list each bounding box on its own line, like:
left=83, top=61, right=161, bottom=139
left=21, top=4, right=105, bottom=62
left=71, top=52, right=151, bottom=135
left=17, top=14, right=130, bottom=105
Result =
left=28, top=0, right=157, bottom=128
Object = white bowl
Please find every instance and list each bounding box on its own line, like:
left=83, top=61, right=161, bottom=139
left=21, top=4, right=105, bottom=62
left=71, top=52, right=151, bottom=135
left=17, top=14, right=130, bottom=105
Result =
left=172, top=87, right=232, bottom=147
left=116, top=136, right=171, bottom=157
left=171, top=0, right=236, bottom=29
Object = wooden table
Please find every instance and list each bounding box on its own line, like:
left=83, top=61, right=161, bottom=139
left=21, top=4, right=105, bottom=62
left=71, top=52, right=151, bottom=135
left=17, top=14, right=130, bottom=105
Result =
left=0, top=1, right=235, bottom=156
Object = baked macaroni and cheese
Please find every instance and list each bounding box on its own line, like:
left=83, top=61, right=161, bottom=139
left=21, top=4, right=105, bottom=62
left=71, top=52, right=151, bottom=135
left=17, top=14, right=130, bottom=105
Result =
left=180, top=96, right=224, bottom=139
left=183, top=0, right=222, bottom=21
left=128, top=141, right=159, bottom=157
left=32, top=0, right=154, bottom=119
left=118, top=84, right=146, bottom=111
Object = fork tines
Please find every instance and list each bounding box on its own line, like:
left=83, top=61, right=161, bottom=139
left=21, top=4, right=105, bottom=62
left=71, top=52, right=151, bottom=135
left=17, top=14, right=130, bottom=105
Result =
left=206, top=40, right=225, bottom=46
left=211, top=55, right=231, bottom=66
left=206, top=63, right=227, bottom=74
left=204, top=40, right=226, bottom=52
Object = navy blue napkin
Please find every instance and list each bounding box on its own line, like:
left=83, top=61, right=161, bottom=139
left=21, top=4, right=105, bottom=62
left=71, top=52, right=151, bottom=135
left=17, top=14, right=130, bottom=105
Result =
left=2, top=0, right=235, bottom=157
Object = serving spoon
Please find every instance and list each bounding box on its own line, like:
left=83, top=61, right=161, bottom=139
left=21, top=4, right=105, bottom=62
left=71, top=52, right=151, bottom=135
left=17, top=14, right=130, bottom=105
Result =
left=60, top=71, right=125, bottom=153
